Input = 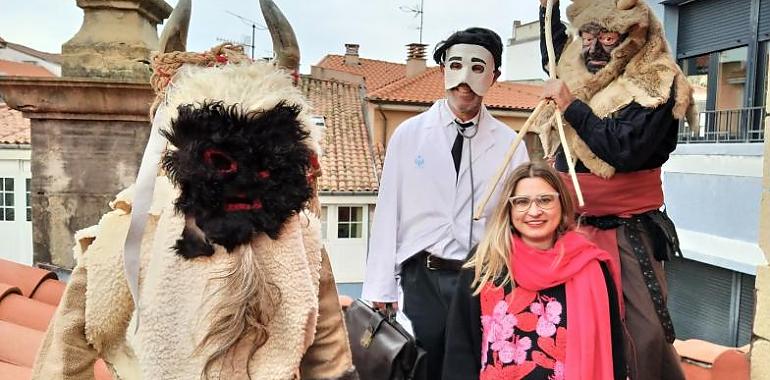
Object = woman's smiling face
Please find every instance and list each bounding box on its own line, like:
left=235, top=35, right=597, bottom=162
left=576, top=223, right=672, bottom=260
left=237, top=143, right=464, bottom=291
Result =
left=509, top=177, right=562, bottom=250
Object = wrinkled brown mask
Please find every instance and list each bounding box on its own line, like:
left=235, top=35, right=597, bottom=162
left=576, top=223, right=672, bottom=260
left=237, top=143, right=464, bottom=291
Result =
left=579, top=22, right=625, bottom=73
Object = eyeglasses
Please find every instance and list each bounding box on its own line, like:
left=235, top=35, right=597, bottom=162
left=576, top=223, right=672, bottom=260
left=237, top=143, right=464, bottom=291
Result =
left=508, top=192, right=560, bottom=212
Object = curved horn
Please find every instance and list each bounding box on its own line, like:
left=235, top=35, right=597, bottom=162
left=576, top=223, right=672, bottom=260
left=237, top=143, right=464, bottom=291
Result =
left=617, top=0, right=638, bottom=10
left=158, top=0, right=191, bottom=53
left=260, top=0, right=300, bottom=71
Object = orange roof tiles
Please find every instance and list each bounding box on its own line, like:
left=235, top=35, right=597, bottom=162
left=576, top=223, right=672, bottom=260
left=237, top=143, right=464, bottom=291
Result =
left=301, top=76, right=381, bottom=193
left=315, top=55, right=406, bottom=92
left=0, top=103, right=31, bottom=145
left=367, top=67, right=541, bottom=111
left=674, top=339, right=750, bottom=380
left=0, top=258, right=111, bottom=379
left=0, top=59, right=55, bottom=77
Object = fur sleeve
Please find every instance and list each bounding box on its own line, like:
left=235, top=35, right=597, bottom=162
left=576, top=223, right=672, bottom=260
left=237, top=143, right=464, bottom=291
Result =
left=31, top=263, right=98, bottom=380
left=299, top=248, right=358, bottom=380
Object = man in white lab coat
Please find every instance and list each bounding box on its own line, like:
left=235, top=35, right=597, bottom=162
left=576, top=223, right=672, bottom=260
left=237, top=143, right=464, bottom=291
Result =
left=362, top=27, right=530, bottom=378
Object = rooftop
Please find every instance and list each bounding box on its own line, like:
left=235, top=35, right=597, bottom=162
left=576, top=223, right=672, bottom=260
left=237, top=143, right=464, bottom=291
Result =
left=0, top=103, right=31, bottom=145
left=314, top=54, right=407, bottom=92
left=367, top=67, right=541, bottom=111
left=300, top=76, right=381, bottom=193
left=0, top=37, right=62, bottom=65
left=0, top=258, right=111, bottom=379
left=0, top=59, right=55, bottom=78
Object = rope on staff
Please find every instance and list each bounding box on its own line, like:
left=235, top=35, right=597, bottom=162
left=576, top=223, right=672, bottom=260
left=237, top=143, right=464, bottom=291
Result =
left=473, top=0, right=583, bottom=219
left=544, top=0, right=584, bottom=207
left=473, top=99, right=548, bottom=220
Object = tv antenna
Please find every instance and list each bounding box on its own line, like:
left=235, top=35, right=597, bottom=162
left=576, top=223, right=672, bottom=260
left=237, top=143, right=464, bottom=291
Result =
left=221, top=10, right=267, bottom=59
left=399, top=0, right=425, bottom=43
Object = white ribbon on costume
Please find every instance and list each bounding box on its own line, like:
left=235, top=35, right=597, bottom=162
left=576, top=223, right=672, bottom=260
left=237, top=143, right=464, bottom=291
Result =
left=123, top=104, right=170, bottom=332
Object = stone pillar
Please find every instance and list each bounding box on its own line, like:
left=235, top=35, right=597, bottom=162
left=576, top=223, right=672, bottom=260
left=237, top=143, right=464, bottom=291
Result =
left=0, top=78, right=156, bottom=269
left=62, top=0, right=172, bottom=81
left=0, top=0, right=171, bottom=270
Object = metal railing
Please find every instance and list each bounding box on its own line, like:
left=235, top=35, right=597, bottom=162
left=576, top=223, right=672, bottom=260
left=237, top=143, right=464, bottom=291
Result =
left=678, top=106, right=766, bottom=143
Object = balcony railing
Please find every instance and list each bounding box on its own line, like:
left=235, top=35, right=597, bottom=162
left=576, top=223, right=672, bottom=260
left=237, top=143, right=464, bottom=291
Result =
left=678, top=106, right=766, bottom=144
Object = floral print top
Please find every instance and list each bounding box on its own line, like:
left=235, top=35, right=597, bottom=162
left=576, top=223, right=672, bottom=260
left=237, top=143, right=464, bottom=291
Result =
left=479, top=283, right=567, bottom=380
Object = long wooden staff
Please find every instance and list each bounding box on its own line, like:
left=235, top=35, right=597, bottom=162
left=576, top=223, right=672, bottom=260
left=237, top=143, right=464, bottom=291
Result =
left=544, top=0, right=584, bottom=207
left=474, top=0, right=583, bottom=220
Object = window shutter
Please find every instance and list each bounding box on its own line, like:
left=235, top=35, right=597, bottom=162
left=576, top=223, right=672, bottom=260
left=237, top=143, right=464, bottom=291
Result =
left=677, top=0, right=752, bottom=58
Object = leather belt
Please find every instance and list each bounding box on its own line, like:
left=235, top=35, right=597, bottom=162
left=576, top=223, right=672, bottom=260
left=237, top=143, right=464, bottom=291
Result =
left=422, top=252, right=464, bottom=271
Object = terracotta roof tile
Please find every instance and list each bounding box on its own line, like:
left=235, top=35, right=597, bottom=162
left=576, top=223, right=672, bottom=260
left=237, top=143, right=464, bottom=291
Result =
left=367, top=67, right=541, bottom=111
left=0, top=320, right=44, bottom=368
left=315, top=55, right=406, bottom=91
left=0, top=259, right=112, bottom=378
left=0, top=259, right=57, bottom=297
left=30, top=279, right=66, bottom=306
left=0, top=59, right=55, bottom=77
left=674, top=339, right=750, bottom=380
left=0, top=360, right=32, bottom=379
left=0, top=292, right=57, bottom=331
left=300, top=76, right=380, bottom=193
left=0, top=103, right=31, bottom=145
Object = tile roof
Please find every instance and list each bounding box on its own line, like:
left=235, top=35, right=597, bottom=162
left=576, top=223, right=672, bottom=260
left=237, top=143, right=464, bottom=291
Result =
left=315, top=55, right=406, bottom=92
left=0, top=258, right=112, bottom=379
left=367, top=67, right=542, bottom=111
left=300, top=76, right=381, bottom=193
left=674, top=339, right=750, bottom=380
left=0, top=59, right=55, bottom=77
left=0, top=103, right=31, bottom=145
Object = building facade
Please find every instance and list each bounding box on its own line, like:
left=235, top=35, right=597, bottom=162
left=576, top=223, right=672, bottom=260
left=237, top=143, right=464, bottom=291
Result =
left=658, top=0, right=769, bottom=351
left=0, top=104, right=32, bottom=265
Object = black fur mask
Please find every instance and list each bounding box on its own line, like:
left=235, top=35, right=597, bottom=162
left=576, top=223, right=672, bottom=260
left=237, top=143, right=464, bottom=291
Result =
left=161, top=101, right=314, bottom=258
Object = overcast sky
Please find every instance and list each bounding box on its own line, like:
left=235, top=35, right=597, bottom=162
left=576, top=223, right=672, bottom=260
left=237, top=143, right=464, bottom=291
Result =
left=0, top=0, right=571, bottom=79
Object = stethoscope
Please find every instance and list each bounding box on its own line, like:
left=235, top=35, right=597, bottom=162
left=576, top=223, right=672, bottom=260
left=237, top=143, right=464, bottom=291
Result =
left=454, top=112, right=481, bottom=252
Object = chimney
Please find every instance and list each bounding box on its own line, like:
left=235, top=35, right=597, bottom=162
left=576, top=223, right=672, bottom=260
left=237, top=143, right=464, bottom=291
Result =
left=406, top=43, right=428, bottom=78
left=344, top=43, right=360, bottom=66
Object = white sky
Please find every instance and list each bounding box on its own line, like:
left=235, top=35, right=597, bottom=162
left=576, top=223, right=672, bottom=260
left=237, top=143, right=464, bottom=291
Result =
left=0, top=0, right=572, bottom=79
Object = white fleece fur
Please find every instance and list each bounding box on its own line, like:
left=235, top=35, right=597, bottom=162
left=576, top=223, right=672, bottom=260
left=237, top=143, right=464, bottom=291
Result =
left=76, top=176, right=324, bottom=379
left=159, top=62, right=323, bottom=156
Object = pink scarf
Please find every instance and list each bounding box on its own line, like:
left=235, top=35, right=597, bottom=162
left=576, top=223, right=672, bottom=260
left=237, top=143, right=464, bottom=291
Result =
left=511, top=231, right=619, bottom=380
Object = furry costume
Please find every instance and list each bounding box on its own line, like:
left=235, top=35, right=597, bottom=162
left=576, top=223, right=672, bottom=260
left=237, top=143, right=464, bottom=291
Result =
left=31, top=1, right=356, bottom=379
left=535, top=0, right=697, bottom=178
left=537, top=2, right=691, bottom=379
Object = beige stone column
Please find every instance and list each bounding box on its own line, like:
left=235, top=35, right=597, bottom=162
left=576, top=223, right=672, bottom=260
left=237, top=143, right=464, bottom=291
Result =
left=0, top=0, right=171, bottom=270
left=62, top=0, right=172, bottom=81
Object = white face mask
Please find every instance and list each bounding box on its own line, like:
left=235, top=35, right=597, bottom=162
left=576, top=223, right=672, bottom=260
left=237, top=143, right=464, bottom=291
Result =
left=443, top=44, right=496, bottom=96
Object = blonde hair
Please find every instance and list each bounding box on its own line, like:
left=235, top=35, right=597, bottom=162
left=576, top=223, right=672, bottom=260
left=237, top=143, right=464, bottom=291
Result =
left=465, top=162, right=575, bottom=294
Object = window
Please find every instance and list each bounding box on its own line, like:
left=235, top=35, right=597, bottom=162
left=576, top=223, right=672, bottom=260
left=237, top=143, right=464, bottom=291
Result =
left=337, top=206, right=363, bottom=239
left=320, top=206, right=328, bottom=240
left=0, top=178, right=15, bottom=221
left=680, top=47, right=761, bottom=143
left=25, top=178, right=31, bottom=222
left=715, top=47, right=747, bottom=110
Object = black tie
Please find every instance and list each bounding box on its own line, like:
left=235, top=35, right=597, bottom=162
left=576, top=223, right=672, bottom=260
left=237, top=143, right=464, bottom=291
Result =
left=452, top=121, right=474, bottom=177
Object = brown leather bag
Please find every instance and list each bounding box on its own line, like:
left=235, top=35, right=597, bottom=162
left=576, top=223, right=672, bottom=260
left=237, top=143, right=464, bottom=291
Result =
left=345, top=300, right=427, bottom=380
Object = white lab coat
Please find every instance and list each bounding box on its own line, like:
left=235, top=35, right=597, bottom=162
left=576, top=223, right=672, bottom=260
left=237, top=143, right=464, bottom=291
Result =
left=361, top=100, right=529, bottom=302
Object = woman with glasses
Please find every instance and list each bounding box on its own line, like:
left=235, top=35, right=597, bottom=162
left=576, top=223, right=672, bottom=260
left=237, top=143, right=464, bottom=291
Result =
left=442, top=161, right=626, bottom=380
